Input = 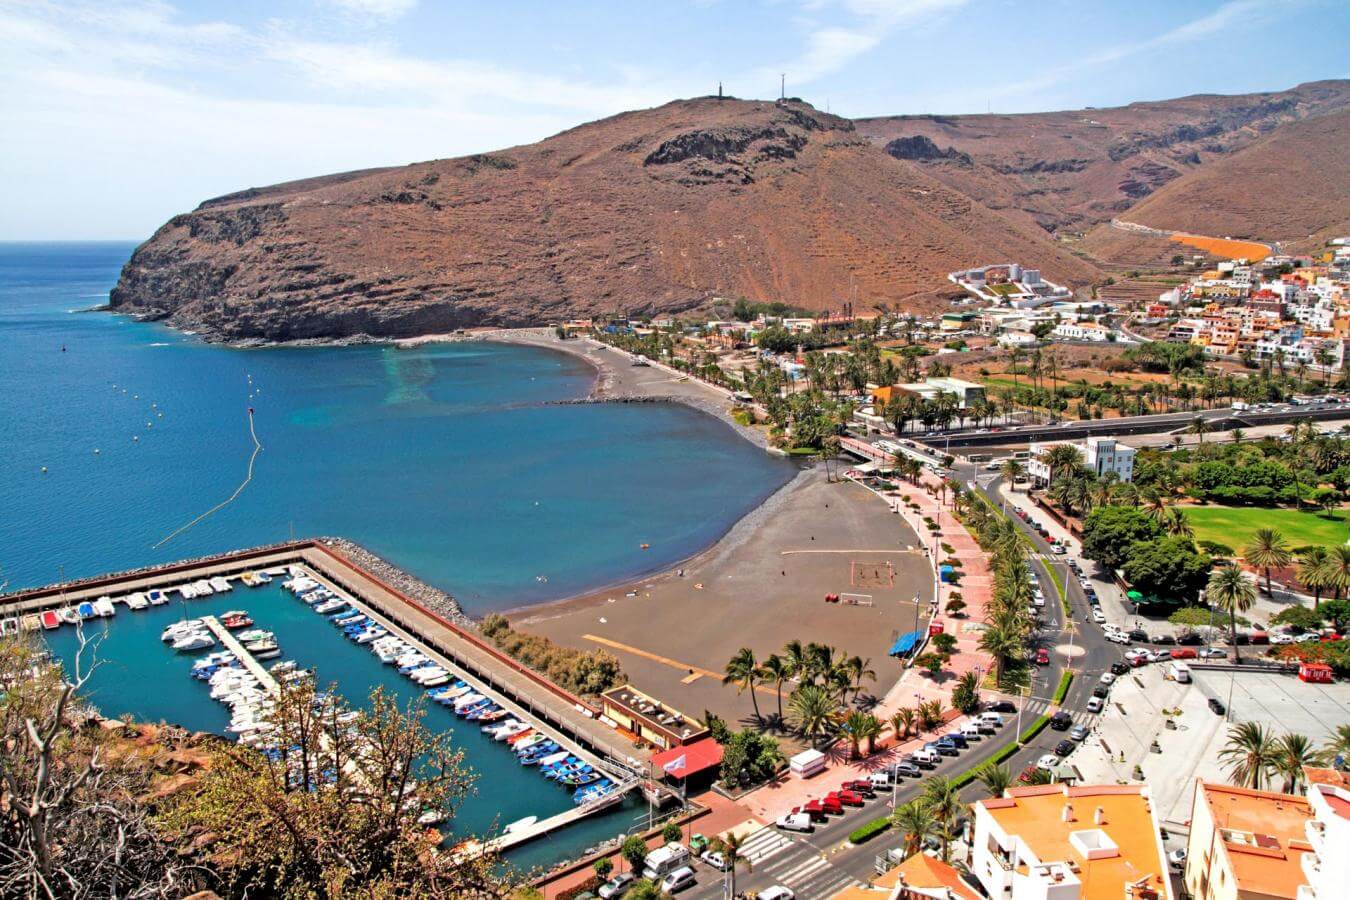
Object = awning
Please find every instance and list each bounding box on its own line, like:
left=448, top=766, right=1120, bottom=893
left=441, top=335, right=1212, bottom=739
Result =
left=889, top=630, right=925, bottom=657
left=649, top=738, right=723, bottom=780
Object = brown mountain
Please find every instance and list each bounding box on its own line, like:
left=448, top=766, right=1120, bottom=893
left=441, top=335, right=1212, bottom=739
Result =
left=854, top=80, right=1350, bottom=234
left=1125, top=108, right=1350, bottom=245
left=110, top=98, right=1100, bottom=341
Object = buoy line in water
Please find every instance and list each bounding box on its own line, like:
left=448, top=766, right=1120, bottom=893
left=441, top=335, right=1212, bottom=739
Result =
left=154, top=405, right=263, bottom=549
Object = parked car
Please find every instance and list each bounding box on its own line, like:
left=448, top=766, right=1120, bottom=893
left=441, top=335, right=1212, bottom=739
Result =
left=660, top=866, right=696, bottom=894
left=1099, top=672, right=1116, bottom=685
left=1036, top=648, right=1050, bottom=665
left=894, top=761, right=923, bottom=778
left=1128, top=629, right=1149, bottom=642
left=986, top=700, right=1017, bottom=713
left=1092, top=684, right=1111, bottom=699
left=701, top=850, right=729, bottom=870
left=944, top=732, right=969, bottom=749
left=841, top=779, right=875, bottom=797
left=1125, top=648, right=1151, bottom=664
left=1295, top=632, right=1322, bottom=643
left=599, top=873, right=636, bottom=899
left=1171, top=648, right=1198, bottom=660
left=1208, top=698, right=1226, bottom=715
left=1086, top=697, right=1104, bottom=713
left=1168, top=849, right=1187, bottom=871
left=1049, top=711, right=1073, bottom=730
left=1199, top=648, right=1228, bottom=658
left=1150, top=649, right=1173, bottom=662
left=1036, top=754, right=1060, bottom=771
left=1070, top=725, right=1090, bottom=742
left=758, top=888, right=795, bottom=900
left=1177, top=632, right=1203, bottom=646
left=1270, top=633, right=1295, bottom=645
left=829, top=789, right=865, bottom=807
left=1054, top=740, right=1076, bottom=757
left=1151, top=634, right=1176, bottom=645
left=1110, top=661, right=1130, bottom=675
left=1092, top=609, right=1108, bottom=623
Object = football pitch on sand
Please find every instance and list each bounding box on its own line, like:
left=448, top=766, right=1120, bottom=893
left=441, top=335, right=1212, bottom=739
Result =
left=1182, top=505, right=1349, bottom=552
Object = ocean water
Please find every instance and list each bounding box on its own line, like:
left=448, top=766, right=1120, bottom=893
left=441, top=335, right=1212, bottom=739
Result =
left=0, top=242, right=795, bottom=610
left=2, top=241, right=795, bottom=870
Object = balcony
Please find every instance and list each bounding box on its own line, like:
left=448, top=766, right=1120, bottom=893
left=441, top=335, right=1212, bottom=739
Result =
left=1297, top=884, right=1317, bottom=900
left=1301, top=851, right=1321, bottom=884
left=1305, top=819, right=1325, bottom=851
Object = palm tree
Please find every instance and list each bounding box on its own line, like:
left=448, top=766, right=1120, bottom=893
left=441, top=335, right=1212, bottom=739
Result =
left=1274, top=733, right=1318, bottom=794
left=1206, top=566, right=1257, bottom=663
left=919, top=699, right=945, bottom=732
left=1218, top=722, right=1279, bottom=790
left=758, top=654, right=791, bottom=725
left=923, top=776, right=964, bottom=862
left=720, top=831, right=749, bottom=896
left=781, top=639, right=808, bottom=684
left=1188, top=415, right=1211, bottom=444
left=723, top=647, right=762, bottom=722
left=1231, top=427, right=1245, bottom=445
left=1319, top=545, right=1350, bottom=600
left=1297, top=547, right=1331, bottom=608
left=842, top=711, right=883, bottom=757
left=1038, top=443, right=1084, bottom=487
left=976, top=762, right=1013, bottom=798
left=1317, top=723, right=1350, bottom=766
left=1163, top=506, right=1194, bottom=538
left=1244, top=528, right=1292, bottom=597
left=844, top=655, right=877, bottom=701
left=979, top=623, right=1024, bottom=686
left=1001, top=458, right=1025, bottom=487
left=892, top=799, right=938, bottom=856
left=787, top=684, right=835, bottom=747
left=1142, top=488, right=1170, bottom=522
left=890, top=707, right=918, bottom=742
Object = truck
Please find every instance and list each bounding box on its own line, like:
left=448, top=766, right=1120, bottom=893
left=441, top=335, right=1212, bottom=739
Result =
left=642, top=843, right=691, bottom=880
left=1231, top=402, right=1251, bottom=411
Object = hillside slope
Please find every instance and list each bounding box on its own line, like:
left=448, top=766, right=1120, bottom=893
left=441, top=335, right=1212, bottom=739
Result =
left=111, top=98, right=1098, bottom=341
left=1125, top=109, right=1350, bottom=244
left=854, top=80, right=1350, bottom=234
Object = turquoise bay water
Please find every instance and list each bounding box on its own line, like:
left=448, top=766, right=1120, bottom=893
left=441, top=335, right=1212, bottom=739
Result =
left=0, top=243, right=794, bottom=610
left=2, top=241, right=795, bottom=869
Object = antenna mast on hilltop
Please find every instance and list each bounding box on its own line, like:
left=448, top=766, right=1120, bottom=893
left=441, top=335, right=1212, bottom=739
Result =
left=718, top=81, right=723, bottom=100
left=780, top=73, right=785, bottom=100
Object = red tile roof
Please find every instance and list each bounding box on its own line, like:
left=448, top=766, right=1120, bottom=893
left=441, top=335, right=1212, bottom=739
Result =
left=650, top=737, right=722, bottom=779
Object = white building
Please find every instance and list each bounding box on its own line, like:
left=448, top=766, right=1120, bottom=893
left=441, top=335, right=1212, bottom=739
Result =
left=897, top=377, right=987, bottom=409
left=1053, top=322, right=1113, bottom=342
left=1027, top=437, right=1136, bottom=484
left=971, top=784, right=1172, bottom=900
left=1302, top=769, right=1350, bottom=900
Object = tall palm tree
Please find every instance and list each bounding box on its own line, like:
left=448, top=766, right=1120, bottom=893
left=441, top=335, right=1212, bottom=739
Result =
left=976, top=762, right=1013, bottom=798
left=1274, top=733, right=1318, bottom=794
left=1001, top=458, right=1025, bottom=486
left=1142, top=488, right=1170, bottom=522
left=1218, top=722, right=1278, bottom=790
left=844, top=655, right=877, bottom=701
left=720, top=831, right=749, bottom=897
left=1231, top=427, right=1245, bottom=445
left=1317, top=723, right=1350, bottom=767
left=1319, top=545, right=1350, bottom=600
left=1163, top=506, right=1194, bottom=538
left=723, top=647, right=762, bottom=722
left=1297, top=547, right=1331, bottom=608
left=890, top=707, right=918, bottom=742
left=922, top=776, right=964, bottom=862
left=1039, top=443, right=1084, bottom=487
left=787, top=684, right=835, bottom=747
left=781, top=639, right=808, bottom=684
left=1188, top=415, right=1210, bottom=444
left=1206, top=566, right=1257, bottom=663
left=758, top=654, right=791, bottom=725
left=979, top=623, right=1024, bottom=686
left=1244, top=528, right=1292, bottom=597
left=892, top=799, right=938, bottom=856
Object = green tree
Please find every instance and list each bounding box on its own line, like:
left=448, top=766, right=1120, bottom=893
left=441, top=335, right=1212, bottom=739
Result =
left=976, top=762, right=1013, bottom=798
left=594, top=857, right=614, bottom=880
left=951, top=671, right=981, bottom=714
left=1081, top=506, right=1163, bottom=570
left=788, top=684, right=836, bottom=747
left=1298, top=547, right=1331, bottom=608
left=978, top=623, right=1023, bottom=686
left=1319, top=547, right=1350, bottom=601
left=1206, top=566, right=1257, bottom=663
left=891, top=799, right=938, bottom=856
left=626, top=878, right=660, bottom=899
left=723, top=647, right=762, bottom=722
left=1274, top=733, right=1318, bottom=794
left=841, top=711, right=883, bottom=758
left=1318, top=723, right=1350, bottom=766
left=1244, top=528, right=1292, bottom=597
left=922, top=776, right=964, bottom=862
left=1120, top=536, right=1211, bottom=604
left=621, top=835, right=649, bottom=873
left=1270, top=606, right=1324, bottom=632
left=890, top=707, right=917, bottom=742
left=757, top=654, right=791, bottom=725
left=1218, top=722, right=1278, bottom=790
left=1320, top=598, right=1350, bottom=631
left=662, top=821, right=683, bottom=844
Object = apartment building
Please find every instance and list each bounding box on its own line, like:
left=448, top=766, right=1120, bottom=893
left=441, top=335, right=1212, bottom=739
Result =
left=1300, top=768, right=1350, bottom=900
left=1182, top=780, right=1315, bottom=900
left=1027, top=437, right=1136, bottom=485
left=970, top=784, right=1171, bottom=900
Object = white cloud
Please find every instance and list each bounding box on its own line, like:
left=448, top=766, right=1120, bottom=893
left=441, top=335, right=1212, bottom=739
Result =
left=322, top=0, right=418, bottom=21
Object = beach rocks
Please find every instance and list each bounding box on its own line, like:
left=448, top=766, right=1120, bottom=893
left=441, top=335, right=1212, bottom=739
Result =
left=320, top=538, right=475, bottom=629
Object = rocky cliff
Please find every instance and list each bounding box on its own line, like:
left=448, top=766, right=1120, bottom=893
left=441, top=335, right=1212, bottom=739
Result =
left=110, top=97, right=1098, bottom=341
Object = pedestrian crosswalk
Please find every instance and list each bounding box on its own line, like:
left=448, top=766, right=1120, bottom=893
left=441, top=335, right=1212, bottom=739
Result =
left=735, top=827, right=862, bottom=897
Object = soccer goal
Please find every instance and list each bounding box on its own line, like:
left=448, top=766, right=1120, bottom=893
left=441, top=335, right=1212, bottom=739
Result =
left=839, top=592, right=875, bottom=607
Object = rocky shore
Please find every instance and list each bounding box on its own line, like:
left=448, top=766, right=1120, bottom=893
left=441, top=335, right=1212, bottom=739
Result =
left=320, top=537, right=475, bottom=629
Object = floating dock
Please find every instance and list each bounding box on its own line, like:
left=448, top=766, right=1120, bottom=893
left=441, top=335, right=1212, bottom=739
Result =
left=199, top=614, right=278, bottom=693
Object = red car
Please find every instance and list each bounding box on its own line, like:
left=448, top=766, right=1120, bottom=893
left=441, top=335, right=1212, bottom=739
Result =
left=1035, top=648, right=1050, bottom=665
left=828, top=789, right=865, bottom=807
left=1170, top=648, right=1197, bottom=660
left=841, top=779, right=875, bottom=797
left=792, top=804, right=827, bottom=823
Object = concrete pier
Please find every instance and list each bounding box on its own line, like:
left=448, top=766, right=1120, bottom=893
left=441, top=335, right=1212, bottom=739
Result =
left=199, top=614, right=278, bottom=693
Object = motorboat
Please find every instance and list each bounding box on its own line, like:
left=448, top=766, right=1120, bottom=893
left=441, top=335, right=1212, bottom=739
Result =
left=255, top=571, right=273, bottom=584
left=93, top=597, right=116, bottom=617
left=249, top=643, right=282, bottom=660
left=58, top=607, right=80, bottom=624
left=236, top=629, right=272, bottom=643
left=469, top=706, right=505, bottom=722
left=192, top=580, right=214, bottom=596
left=506, top=728, right=538, bottom=747
left=0, top=618, right=17, bottom=636
left=520, top=744, right=561, bottom=765
left=147, top=590, right=169, bottom=606
left=125, top=592, right=149, bottom=610
left=176, top=584, right=197, bottom=600
left=20, top=614, right=41, bottom=632
left=162, top=619, right=204, bottom=641
left=354, top=628, right=387, bottom=645
left=240, top=571, right=260, bottom=587
left=172, top=632, right=215, bottom=651
left=535, top=751, right=571, bottom=769
left=452, top=692, right=486, bottom=712
left=221, top=612, right=253, bottom=629
left=193, top=651, right=236, bottom=670
left=490, top=721, right=529, bottom=741
left=417, top=809, right=446, bottom=827
left=209, top=576, right=232, bottom=593
left=408, top=665, right=447, bottom=683
left=41, top=610, right=61, bottom=630
left=512, top=733, right=548, bottom=754
left=313, top=599, right=345, bottom=614
left=76, top=601, right=96, bottom=619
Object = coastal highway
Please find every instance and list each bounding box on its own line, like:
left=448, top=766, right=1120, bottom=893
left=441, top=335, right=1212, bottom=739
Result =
left=680, top=468, right=1112, bottom=899
left=913, top=400, right=1350, bottom=450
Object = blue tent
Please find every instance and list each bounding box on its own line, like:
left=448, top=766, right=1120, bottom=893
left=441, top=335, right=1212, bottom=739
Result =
left=888, top=630, right=924, bottom=658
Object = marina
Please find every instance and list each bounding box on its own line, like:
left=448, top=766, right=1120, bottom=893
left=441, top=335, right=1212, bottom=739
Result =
left=2, top=541, right=658, bottom=870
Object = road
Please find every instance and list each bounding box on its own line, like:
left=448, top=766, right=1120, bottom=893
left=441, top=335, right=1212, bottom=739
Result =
left=680, top=465, right=1116, bottom=899
left=911, top=400, right=1350, bottom=450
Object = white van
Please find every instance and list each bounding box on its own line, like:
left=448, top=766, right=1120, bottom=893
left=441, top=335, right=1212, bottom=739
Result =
left=977, top=712, right=1005, bottom=728
left=1166, top=662, right=1192, bottom=683
left=960, top=722, right=984, bottom=740
left=643, top=844, right=692, bottom=880
left=911, top=748, right=940, bottom=767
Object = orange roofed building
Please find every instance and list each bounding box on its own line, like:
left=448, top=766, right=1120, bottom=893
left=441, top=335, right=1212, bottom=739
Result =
left=1182, top=780, right=1314, bottom=900
left=830, top=852, right=982, bottom=900
left=971, top=784, right=1171, bottom=900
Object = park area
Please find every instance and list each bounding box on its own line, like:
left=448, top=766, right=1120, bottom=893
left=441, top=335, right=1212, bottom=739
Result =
left=1182, top=504, right=1349, bottom=552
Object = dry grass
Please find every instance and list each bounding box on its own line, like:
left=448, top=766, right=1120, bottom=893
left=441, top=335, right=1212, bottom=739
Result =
left=1169, top=233, right=1270, bottom=261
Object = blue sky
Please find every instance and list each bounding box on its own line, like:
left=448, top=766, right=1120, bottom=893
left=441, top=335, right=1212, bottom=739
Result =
left=2, top=0, right=1346, bottom=240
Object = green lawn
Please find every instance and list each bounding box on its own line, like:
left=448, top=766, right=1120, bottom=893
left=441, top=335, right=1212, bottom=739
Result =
left=1182, top=505, right=1350, bottom=553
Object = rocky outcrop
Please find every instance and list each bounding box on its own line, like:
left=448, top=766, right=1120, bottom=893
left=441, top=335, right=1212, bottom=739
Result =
left=110, top=97, right=1099, bottom=341
left=884, top=135, right=973, bottom=166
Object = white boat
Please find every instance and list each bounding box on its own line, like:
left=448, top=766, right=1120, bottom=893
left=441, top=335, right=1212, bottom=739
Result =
left=192, top=580, right=214, bottom=596
left=536, top=750, right=570, bottom=768
left=503, top=816, right=538, bottom=834
left=209, top=576, right=232, bottom=593
left=452, top=692, right=485, bottom=711
left=163, top=620, right=204, bottom=641
left=240, top=572, right=259, bottom=587
left=172, top=632, right=215, bottom=651
left=58, top=606, right=80, bottom=624
left=147, top=590, right=169, bottom=606
left=314, top=599, right=345, bottom=614
left=512, top=733, right=548, bottom=753
left=257, top=570, right=276, bottom=582
left=251, top=645, right=282, bottom=660
left=93, top=597, right=116, bottom=617
left=236, top=629, right=272, bottom=643
left=410, top=667, right=448, bottom=684
left=421, top=674, right=451, bottom=687
left=354, top=629, right=387, bottom=645
left=492, top=721, right=529, bottom=741
left=177, top=584, right=197, bottom=600
left=125, top=592, right=149, bottom=610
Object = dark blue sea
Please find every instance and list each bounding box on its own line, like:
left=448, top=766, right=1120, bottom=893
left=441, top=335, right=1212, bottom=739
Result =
left=1, top=241, right=795, bottom=869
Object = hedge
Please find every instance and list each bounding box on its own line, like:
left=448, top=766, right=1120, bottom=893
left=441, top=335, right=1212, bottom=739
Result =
left=1017, top=714, right=1050, bottom=745
left=1052, top=672, right=1074, bottom=705
left=849, top=816, right=893, bottom=844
